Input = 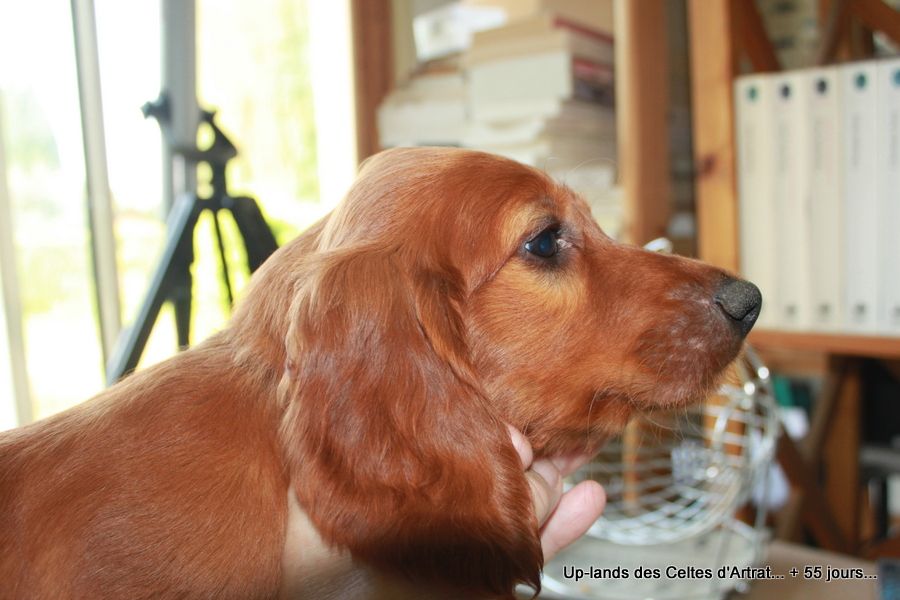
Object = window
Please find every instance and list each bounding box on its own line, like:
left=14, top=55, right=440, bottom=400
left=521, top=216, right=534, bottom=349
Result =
left=0, top=0, right=355, bottom=428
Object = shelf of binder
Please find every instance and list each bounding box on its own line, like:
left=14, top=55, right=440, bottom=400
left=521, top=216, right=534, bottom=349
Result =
left=734, top=58, right=900, bottom=337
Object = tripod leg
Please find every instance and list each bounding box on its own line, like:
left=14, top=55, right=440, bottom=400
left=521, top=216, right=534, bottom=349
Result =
left=224, top=195, right=278, bottom=272
left=171, top=261, right=193, bottom=350
left=212, top=209, right=235, bottom=307
left=105, top=194, right=201, bottom=384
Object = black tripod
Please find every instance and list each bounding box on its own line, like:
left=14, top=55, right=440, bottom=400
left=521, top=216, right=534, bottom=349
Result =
left=105, top=101, right=278, bottom=385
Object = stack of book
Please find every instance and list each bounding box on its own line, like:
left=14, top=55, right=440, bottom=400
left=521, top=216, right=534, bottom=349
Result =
left=378, top=0, right=506, bottom=147
left=756, top=0, right=819, bottom=70
left=734, top=58, right=900, bottom=335
left=377, top=59, right=468, bottom=148
left=377, top=0, right=620, bottom=237
left=465, top=0, right=612, bottom=33
left=462, top=7, right=615, bottom=168
left=461, top=0, right=618, bottom=232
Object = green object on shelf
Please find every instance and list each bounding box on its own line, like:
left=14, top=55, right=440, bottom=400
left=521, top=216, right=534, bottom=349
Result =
left=771, top=374, right=794, bottom=408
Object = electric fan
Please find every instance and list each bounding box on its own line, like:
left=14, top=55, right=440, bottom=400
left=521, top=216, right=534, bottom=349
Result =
left=539, top=346, right=779, bottom=600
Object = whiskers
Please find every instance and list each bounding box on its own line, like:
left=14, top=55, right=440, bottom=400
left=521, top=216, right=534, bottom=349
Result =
left=553, top=156, right=620, bottom=187
left=635, top=406, right=691, bottom=450
left=584, top=391, right=599, bottom=452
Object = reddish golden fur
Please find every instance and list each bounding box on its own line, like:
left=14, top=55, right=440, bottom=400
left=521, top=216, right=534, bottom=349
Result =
left=0, top=147, right=748, bottom=598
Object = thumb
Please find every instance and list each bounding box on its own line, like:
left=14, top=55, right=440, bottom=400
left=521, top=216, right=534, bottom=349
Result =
left=525, top=459, right=563, bottom=525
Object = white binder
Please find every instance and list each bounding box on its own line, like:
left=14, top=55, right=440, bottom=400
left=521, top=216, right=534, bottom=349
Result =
left=771, top=71, right=812, bottom=329
left=734, top=75, right=777, bottom=328
left=805, top=67, right=844, bottom=331
left=840, top=61, right=881, bottom=332
left=877, top=59, right=900, bottom=333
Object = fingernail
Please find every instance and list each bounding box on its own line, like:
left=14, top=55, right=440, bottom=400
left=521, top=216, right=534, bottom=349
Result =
left=507, top=424, right=532, bottom=468
left=531, top=459, right=561, bottom=492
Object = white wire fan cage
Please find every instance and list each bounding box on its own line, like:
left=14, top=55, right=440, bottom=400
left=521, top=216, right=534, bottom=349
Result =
left=539, top=347, right=779, bottom=600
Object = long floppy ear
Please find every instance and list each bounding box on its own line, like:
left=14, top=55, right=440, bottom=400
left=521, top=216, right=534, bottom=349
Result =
left=278, top=246, right=542, bottom=598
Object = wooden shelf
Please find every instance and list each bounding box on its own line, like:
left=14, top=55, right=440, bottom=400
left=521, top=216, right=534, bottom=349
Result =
left=749, top=329, right=900, bottom=360
left=683, top=0, right=900, bottom=557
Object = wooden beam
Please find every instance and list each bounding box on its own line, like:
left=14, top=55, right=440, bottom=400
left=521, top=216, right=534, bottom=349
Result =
left=775, top=358, right=847, bottom=542
left=614, top=0, right=672, bottom=246
left=687, top=0, right=740, bottom=271
left=804, top=358, right=849, bottom=460
left=777, top=429, right=851, bottom=553
left=823, top=360, right=862, bottom=552
left=851, top=20, right=877, bottom=59
left=734, top=0, right=781, bottom=72
left=350, top=0, right=393, bottom=163
left=817, top=0, right=853, bottom=65
left=775, top=493, right=805, bottom=541
left=750, top=329, right=900, bottom=360
left=865, top=535, right=900, bottom=559
left=851, top=0, right=900, bottom=48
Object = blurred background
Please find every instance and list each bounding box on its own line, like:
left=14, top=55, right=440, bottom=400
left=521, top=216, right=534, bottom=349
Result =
left=2, top=0, right=900, bottom=596
left=0, top=0, right=355, bottom=421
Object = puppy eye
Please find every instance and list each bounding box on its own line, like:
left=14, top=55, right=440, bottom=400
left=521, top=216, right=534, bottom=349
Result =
left=524, top=228, right=560, bottom=258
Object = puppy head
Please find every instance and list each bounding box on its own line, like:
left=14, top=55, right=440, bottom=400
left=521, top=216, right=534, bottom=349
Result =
left=464, top=173, right=758, bottom=456
left=275, top=147, right=758, bottom=596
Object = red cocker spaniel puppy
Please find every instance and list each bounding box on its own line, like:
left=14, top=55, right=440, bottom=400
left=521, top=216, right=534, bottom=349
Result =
left=0, top=147, right=760, bottom=599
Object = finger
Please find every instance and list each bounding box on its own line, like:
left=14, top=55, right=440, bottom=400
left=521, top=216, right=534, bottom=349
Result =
left=525, top=459, right=563, bottom=525
left=506, top=424, right=533, bottom=469
left=540, top=480, right=606, bottom=562
left=549, top=452, right=594, bottom=478
left=549, top=434, right=611, bottom=477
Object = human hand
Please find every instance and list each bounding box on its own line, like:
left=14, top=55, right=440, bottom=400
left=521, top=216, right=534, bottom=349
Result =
left=507, top=426, right=606, bottom=561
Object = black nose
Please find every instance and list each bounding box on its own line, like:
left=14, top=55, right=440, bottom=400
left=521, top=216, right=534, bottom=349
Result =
left=714, top=277, right=762, bottom=336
